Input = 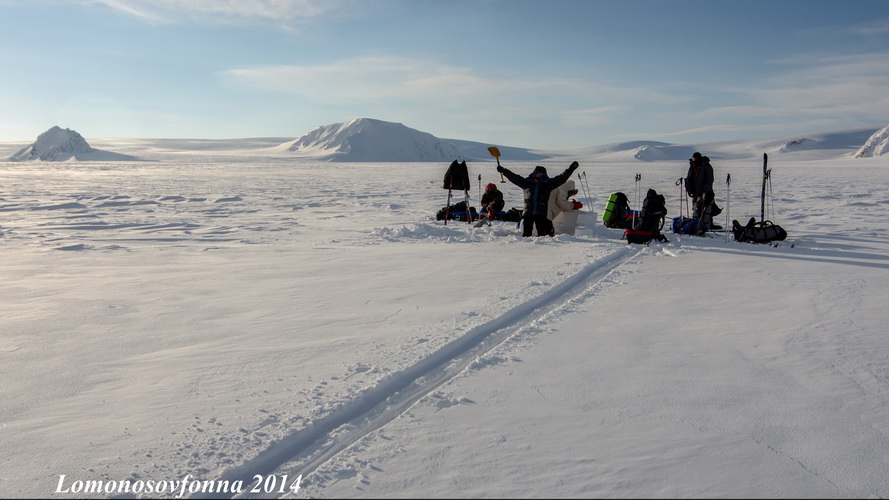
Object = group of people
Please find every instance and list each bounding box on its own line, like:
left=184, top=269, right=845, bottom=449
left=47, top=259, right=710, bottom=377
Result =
left=685, top=151, right=722, bottom=229
left=481, top=152, right=720, bottom=238
left=489, top=161, right=582, bottom=237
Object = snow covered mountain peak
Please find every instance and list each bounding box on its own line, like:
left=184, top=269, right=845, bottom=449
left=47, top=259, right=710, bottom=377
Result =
left=283, top=118, right=462, bottom=162
left=10, top=126, right=94, bottom=161
left=854, top=124, right=889, bottom=157
left=780, top=138, right=820, bottom=152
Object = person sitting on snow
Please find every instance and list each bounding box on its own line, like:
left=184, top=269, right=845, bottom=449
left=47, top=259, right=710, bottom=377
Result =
left=547, top=179, right=584, bottom=235
left=480, top=183, right=505, bottom=218
left=497, top=161, right=579, bottom=237
left=548, top=179, right=582, bottom=222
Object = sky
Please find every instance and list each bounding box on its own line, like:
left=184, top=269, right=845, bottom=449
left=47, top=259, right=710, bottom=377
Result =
left=0, top=0, right=888, bottom=150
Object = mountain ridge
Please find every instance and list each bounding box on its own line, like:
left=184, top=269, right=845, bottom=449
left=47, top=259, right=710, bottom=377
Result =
left=5, top=120, right=887, bottom=162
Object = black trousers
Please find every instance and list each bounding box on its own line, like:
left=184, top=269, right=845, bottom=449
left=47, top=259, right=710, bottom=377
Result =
left=522, top=215, right=554, bottom=237
left=693, top=191, right=716, bottom=223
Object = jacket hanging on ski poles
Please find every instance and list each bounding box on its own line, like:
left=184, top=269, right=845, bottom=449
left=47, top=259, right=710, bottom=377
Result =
left=441, top=160, right=471, bottom=224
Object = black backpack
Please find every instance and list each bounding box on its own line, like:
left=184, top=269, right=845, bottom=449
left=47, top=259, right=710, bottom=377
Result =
left=501, top=207, right=523, bottom=222
left=624, top=189, right=669, bottom=245
left=436, top=201, right=472, bottom=220
left=639, top=189, right=667, bottom=232
left=732, top=217, right=787, bottom=244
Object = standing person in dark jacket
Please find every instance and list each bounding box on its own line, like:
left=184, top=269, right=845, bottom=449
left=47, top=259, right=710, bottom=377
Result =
left=685, top=152, right=720, bottom=228
left=497, top=161, right=579, bottom=237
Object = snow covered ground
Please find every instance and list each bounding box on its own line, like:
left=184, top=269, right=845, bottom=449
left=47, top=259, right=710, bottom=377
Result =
left=1, top=138, right=888, bottom=498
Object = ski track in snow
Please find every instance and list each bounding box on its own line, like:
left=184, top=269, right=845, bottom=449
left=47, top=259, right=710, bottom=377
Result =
left=197, top=246, right=640, bottom=498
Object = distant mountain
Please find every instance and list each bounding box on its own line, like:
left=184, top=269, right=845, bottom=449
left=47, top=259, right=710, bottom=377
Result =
left=450, top=126, right=882, bottom=164
left=9, top=126, right=138, bottom=162
left=445, top=139, right=549, bottom=162
left=273, top=119, right=703, bottom=163
left=278, top=118, right=463, bottom=162
left=538, top=141, right=699, bottom=163
left=854, top=124, right=889, bottom=158
left=295, top=121, right=878, bottom=163
left=10, top=126, right=94, bottom=161
left=665, top=126, right=883, bottom=162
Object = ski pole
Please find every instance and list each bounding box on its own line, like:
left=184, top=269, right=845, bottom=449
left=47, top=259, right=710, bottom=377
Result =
left=684, top=179, right=690, bottom=219
left=760, top=153, right=769, bottom=226
left=725, top=173, right=731, bottom=242
left=676, top=177, right=684, bottom=220
left=444, top=186, right=452, bottom=226
left=578, top=172, right=593, bottom=212
left=576, top=173, right=587, bottom=210
left=767, top=168, right=776, bottom=223
left=634, top=173, right=642, bottom=229
left=465, top=190, right=471, bottom=224
left=582, top=171, right=594, bottom=212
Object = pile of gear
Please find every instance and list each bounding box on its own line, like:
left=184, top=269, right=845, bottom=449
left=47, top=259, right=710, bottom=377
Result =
left=434, top=150, right=787, bottom=246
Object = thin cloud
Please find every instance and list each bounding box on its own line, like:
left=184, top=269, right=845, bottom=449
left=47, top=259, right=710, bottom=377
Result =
left=557, top=107, right=629, bottom=128
left=230, top=56, right=503, bottom=100
left=700, top=52, right=889, bottom=126
left=656, top=124, right=740, bottom=139
left=852, top=17, right=889, bottom=36
left=224, top=56, right=685, bottom=106
left=223, top=55, right=698, bottom=147
left=70, top=0, right=363, bottom=25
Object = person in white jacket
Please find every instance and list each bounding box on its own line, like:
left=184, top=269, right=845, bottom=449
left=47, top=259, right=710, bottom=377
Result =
left=547, top=180, right=583, bottom=235
left=548, top=180, right=580, bottom=220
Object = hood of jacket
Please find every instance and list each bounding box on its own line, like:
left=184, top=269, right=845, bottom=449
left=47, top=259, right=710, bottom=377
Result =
left=529, top=166, right=548, bottom=179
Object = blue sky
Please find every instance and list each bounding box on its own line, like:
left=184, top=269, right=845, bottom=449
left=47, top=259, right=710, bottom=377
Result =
left=1, top=0, right=887, bottom=149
